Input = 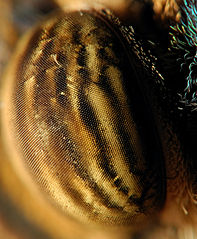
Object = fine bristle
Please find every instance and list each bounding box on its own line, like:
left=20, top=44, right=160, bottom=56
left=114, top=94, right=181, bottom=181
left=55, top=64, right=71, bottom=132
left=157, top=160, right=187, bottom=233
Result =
left=171, top=0, right=197, bottom=103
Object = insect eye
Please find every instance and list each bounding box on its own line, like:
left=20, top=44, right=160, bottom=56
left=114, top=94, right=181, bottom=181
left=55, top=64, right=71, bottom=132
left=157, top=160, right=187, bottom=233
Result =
left=1, top=7, right=166, bottom=231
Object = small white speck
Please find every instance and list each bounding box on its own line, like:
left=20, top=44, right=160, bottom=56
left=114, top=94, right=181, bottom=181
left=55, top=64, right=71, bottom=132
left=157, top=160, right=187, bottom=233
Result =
left=181, top=204, right=188, bottom=215
left=52, top=54, right=61, bottom=66
left=60, top=92, right=65, bottom=96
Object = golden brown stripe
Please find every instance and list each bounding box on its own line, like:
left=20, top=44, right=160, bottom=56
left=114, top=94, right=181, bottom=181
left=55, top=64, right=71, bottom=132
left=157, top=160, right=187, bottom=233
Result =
left=2, top=10, right=165, bottom=226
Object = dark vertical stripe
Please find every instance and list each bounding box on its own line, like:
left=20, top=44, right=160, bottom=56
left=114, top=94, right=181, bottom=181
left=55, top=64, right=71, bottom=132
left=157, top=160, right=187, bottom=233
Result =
left=77, top=43, right=90, bottom=84
left=72, top=24, right=82, bottom=45
left=78, top=90, right=117, bottom=180
left=77, top=45, right=87, bottom=66
left=45, top=115, right=122, bottom=210
left=98, top=47, right=118, bottom=67
left=99, top=65, right=142, bottom=175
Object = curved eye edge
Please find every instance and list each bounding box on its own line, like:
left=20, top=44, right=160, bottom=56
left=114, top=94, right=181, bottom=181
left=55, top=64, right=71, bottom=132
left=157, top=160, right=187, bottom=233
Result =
left=0, top=8, right=168, bottom=229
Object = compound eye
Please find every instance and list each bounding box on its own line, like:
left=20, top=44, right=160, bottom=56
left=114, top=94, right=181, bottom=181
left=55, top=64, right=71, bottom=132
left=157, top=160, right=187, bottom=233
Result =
left=1, top=9, right=165, bottom=227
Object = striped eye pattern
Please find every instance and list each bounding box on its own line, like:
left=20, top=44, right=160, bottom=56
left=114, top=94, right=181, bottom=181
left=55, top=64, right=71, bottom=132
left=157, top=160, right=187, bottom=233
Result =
left=4, top=0, right=197, bottom=238
left=0, top=8, right=167, bottom=228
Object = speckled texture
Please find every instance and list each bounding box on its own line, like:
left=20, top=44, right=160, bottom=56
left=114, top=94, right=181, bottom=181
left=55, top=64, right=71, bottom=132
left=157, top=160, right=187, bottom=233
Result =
left=1, top=1, right=197, bottom=239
